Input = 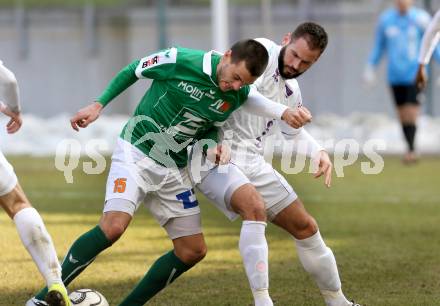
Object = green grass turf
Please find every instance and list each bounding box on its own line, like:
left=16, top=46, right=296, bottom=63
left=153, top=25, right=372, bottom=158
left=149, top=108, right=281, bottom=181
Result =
left=1, top=156, right=440, bottom=306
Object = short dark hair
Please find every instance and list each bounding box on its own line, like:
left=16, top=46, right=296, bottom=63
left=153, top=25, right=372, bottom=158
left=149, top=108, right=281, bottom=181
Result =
left=291, top=22, right=328, bottom=54
left=230, top=39, right=269, bottom=77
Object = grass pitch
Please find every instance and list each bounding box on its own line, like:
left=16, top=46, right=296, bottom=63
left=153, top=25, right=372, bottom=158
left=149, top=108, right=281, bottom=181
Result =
left=1, top=156, right=440, bottom=306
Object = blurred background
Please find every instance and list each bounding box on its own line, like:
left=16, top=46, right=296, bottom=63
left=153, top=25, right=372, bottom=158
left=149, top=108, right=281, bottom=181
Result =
left=2, top=3, right=440, bottom=304
left=1, top=0, right=440, bottom=154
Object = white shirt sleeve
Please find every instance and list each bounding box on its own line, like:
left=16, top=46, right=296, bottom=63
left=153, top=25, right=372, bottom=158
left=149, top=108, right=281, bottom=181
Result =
left=241, top=85, right=288, bottom=119
left=0, top=62, right=21, bottom=113
left=279, top=120, right=324, bottom=159
left=419, top=10, right=440, bottom=65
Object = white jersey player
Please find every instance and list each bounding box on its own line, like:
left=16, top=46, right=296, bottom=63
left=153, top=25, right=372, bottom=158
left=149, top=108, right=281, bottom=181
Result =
left=0, top=61, right=70, bottom=306
left=193, top=23, right=360, bottom=306
left=416, top=9, right=440, bottom=89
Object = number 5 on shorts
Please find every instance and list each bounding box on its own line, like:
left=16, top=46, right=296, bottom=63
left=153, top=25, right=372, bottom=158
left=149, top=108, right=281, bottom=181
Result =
left=113, top=178, right=127, bottom=193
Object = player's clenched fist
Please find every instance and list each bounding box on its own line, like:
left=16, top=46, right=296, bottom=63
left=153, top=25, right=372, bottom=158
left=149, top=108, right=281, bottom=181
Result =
left=70, top=102, right=103, bottom=131
left=281, top=106, right=312, bottom=129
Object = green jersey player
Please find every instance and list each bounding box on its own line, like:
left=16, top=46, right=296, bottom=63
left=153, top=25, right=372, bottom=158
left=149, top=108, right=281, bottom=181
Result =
left=28, top=39, right=312, bottom=306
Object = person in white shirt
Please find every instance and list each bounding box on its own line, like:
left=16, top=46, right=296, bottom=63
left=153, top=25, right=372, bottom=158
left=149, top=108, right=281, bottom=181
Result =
left=0, top=61, right=70, bottom=306
left=191, top=23, right=359, bottom=306
left=416, top=9, right=440, bottom=89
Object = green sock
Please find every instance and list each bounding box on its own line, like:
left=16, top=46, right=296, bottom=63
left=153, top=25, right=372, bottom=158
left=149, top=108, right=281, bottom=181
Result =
left=118, top=250, right=193, bottom=306
left=35, top=225, right=112, bottom=300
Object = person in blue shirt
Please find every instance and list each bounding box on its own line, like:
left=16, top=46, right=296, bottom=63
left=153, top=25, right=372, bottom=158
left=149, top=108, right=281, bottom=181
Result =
left=364, top=0, right=440, bottom=164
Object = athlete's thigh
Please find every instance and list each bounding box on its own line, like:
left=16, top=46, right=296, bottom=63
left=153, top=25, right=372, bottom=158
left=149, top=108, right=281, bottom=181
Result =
left=147, top=167, right=201, bottom=227
left=0, top=149, right=18, bottom=197
left=250, top=162, right=298, bottom=220
left=103, top=139, right=149, bottom=216
left=196, top=163, right=250, bottom=221
left=167, top=214, right=202, bottom=240
left=145, top=192, right=203, bottom=242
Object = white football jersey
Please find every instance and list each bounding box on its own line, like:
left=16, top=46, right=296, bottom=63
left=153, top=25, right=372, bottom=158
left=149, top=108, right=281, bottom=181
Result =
left=0, top=60, right=21, bottom=113
left=219, top=38, right=303, bottom=167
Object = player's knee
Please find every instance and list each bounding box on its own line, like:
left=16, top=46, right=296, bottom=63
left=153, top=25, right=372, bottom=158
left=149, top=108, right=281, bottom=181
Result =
left=248, top=196, right=266, bottom=221
left=249, top=203, right=266, bottom=221
left=8, top=200, right=30, bottom=218
left=99, top=210, right=131, bottom=242
left=100, top=221, right=126, bottom=243
left=179, top=243, right=207, bottom=264
left=191, top=243, right=208, bottom=262
left=238, top=192, right=266, bottom=221
left=293, top=214, right=318, bottom=239
left=0, top=187, right=30, bottom=218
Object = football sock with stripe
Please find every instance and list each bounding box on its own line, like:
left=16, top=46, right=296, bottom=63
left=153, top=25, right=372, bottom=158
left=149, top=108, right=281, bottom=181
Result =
left=295, top=231, right=350, bottom=306
left=34, top=225, right=112, bottom=300
left=118, top=250, right=192, bottom=306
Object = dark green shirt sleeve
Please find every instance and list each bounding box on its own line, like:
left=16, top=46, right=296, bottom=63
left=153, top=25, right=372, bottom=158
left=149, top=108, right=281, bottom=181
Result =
left=96, top=47, right=178, bottom=107
left=97, top=60, right=139, bottom=107
left=201, top=125, right=219, bottom=154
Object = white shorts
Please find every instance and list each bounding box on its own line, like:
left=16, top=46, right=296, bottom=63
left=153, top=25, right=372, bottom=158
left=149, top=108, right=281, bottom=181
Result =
left=104, top=138, right=201, bottom=227
left=0, top=150, right=17, bottom=196
left=196, top=161, right=297, bottom=221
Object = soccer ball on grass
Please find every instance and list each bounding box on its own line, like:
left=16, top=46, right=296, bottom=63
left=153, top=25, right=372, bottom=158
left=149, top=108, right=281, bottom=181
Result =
left=69, top=289, right=109, bottom=306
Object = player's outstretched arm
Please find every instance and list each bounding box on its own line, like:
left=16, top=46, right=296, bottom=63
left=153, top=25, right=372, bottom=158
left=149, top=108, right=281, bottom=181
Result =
left=70, top=101, right=103, bottom=131
left=70, top=50, right=175, bottom=132
left=0, top=101, right=22, bottom=134
left=71, top=59, right=144, bottom=132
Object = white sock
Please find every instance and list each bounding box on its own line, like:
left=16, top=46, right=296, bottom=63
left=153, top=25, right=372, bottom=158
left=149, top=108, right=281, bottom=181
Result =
left=239, top=221, right=273, bottom=306
left=295, top=231, right=350, bottom=306
left=14, top=207, right=62, bottom=287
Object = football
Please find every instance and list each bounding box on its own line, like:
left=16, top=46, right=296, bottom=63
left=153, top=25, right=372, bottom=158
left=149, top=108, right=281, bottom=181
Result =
left=69, top=289, right=109, bottom=306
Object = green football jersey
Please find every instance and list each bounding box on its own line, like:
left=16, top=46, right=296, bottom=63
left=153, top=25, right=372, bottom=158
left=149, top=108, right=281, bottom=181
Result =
left=97, top=47, right=250, bottom=168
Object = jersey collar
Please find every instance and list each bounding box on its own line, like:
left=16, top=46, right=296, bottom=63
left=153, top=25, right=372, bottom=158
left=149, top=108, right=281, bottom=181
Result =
left=203, top=50, right=222, bottom=87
